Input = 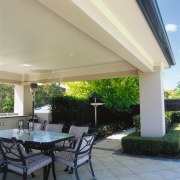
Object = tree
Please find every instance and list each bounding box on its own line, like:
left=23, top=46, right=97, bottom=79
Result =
left=0, top=84, right=14, bottom=112
left=170, top=90, right=180, bottom=99
left=63, top=77, right=139, bottom=112
left=177, top=81, right=180, bottom=91
left=164, top=90, right=171, bottom=99
left=35, top=83, right=65, bottom=107
left=169, top=81, right=180, bottom=99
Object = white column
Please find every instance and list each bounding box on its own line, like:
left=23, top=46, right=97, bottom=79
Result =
left=139, top=69, right=165, bottom=137
left=14, top=85, right=32, bottom=116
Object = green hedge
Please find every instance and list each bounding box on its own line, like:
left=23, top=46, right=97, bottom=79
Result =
left=171, top=112, right=180, bottom=123
left=50, top=96, right=94, bottom=131
left=122, top=123, right=180, bottom=156
left=49, top=95, right=139, bottom=131
left=165, top=99, right=180, bottom=111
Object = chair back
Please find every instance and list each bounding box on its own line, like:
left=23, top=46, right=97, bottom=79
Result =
left=0, top=138, right=27, bottom=165
left=75, top=132, right=97, bottom=158
left=18, top=120, right=24, bottom=130
left=45, top=123, right=64, bottom=133
left=33, top=123, right=44, bottom=130
left=69, top=125, right=89, bottom=141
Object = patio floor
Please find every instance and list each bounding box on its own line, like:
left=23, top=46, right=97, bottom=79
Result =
left=2, top=128, right=180, bottom=180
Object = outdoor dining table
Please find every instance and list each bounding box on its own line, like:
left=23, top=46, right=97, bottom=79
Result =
left=0, top=129, right=75, bottom=180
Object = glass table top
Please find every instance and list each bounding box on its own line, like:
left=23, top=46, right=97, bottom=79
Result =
left=0, top=129, right=74, bottom=144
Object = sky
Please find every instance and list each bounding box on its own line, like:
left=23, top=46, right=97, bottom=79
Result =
left=157, top=0, right=180, bottom=90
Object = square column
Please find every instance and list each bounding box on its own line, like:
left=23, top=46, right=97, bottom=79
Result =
left=14, top=85, right=32, bottom=116
left=139, top=70, right=165, bottom=137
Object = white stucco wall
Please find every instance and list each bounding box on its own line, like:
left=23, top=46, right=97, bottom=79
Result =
left=14, top=85, right=32, bottom=116
left=0, top=116, right=29, bottom=130
left=35, top=105, right=52, bottom=123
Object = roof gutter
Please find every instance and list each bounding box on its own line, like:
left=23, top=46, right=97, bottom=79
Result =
left=136, top=0, right=176, bottom=67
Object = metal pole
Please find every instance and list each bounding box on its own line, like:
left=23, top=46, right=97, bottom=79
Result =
left=95, top=105, right=97, bottom=126
left=32, top=92, right=35, bottom=120
left=32, top=92, right=35, bottom=130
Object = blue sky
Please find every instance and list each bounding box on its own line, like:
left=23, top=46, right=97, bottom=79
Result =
left=157, top=0, right=180, bottom=90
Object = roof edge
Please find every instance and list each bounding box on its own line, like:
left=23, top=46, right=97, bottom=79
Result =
left=136, top=0, right=176, bottom=67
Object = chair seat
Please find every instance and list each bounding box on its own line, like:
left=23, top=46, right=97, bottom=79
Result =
left=8, top=153, right=52, bottom=175
left=55, top=150, right=89, bottom=167
left=55, top=141, right=74, bottom=149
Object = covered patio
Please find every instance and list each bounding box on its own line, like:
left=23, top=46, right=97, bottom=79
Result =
left=0, top=0, right=176, bottom=137
left=1, top=128, right=180, bottom=180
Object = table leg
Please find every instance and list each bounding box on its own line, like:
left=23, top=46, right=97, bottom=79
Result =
left=52, top=153, right=57, bottom=180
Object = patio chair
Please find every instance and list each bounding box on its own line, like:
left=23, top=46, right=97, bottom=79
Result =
left=18, top=120, right=25, bottom=130
left=54, top=132, right=97, bottom=180
left=55, top=125, right=89, bottom=149
left=33, top=120, right=47, bottom=130
left=0, top=137, right=52, bottom=180
left=45, top=123, right=64, bottom=133
left=0, top=152, right=4, bottom=172
left=55, top=125, right=89, bottom=173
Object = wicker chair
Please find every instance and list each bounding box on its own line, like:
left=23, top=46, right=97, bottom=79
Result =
left=0, top=137, right=52, bottom=180
left=54, top=132, right=97, bottom=180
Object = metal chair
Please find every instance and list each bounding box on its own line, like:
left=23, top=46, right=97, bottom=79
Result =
left=55, top=125, right=89, bottom=149
left=0, top=152, right=4, bottom=173
left=18, top=120, right=25, bottom=130
left=55, top=125, right=89, bottom=173
left=45, top=123, right=64, bottom=133
left=0, top=137, right=52, bottom=180
left=54, top=132, right=97, bottom=180
left=28, top=120, right=47, bottom=131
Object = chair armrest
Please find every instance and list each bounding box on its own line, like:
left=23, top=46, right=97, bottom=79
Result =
left=60, top=148, right=77, bottom=153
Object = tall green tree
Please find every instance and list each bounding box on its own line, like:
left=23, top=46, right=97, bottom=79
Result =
left=169, top=81, right=180, bottom=99
left=0, top=84, right=14, bottom=112
left=35, top=83, right=65, bottom=107
left=64, top=77, right=139, bottom=112
left=164, top=90, right=171, bottom=99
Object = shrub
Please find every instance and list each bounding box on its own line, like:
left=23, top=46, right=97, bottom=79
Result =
left=171, top=111, right=180, bottom=123
left=165, top=99, right=180, bottom=111
left=122, top=123, right=180, bottom=156
left=49, top=95, right=137, bottom=131
left=165, top=111, right=173, bottom=131
left=133, top=115, right=140, bottom=132
left=90, top=123, right=123, bottom=139
left=50, top=95, right=94, bottom=132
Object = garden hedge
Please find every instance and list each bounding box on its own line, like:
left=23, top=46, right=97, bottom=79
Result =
left=49, top=95, right=139, bottom=131
left=122, top=123, right=180, bottom=156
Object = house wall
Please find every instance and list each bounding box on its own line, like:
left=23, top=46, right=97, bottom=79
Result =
left=0, top=116, right=29, bottom=130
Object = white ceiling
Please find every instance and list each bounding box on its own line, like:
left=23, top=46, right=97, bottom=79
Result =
left=0, top=0, right=169, bottom=84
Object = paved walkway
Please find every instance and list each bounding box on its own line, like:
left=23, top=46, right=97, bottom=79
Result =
left=2, top=128, right=180, bottom=179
